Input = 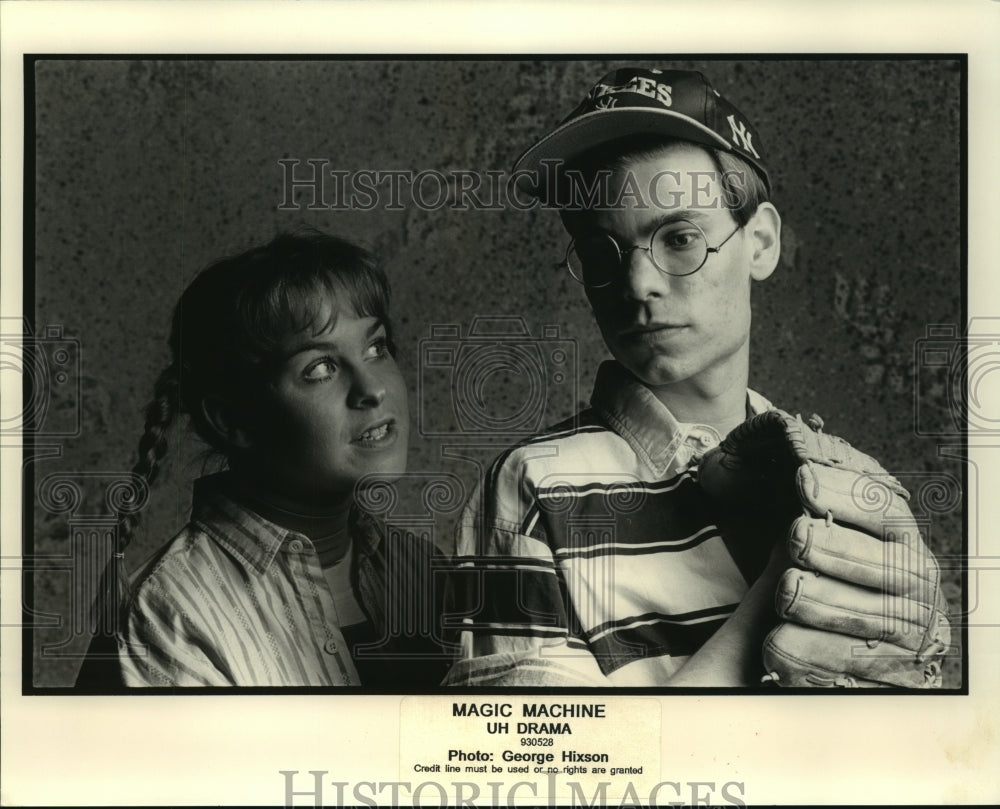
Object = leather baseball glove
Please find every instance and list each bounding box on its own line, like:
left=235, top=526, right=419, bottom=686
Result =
left=698, top=410, right=951, bottom=688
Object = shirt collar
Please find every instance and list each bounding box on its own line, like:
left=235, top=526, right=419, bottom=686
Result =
left=190, top=472, right=383, bottom=576
left=589, top=360, right=772, bottom=478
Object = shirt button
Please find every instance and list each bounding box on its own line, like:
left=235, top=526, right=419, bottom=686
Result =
left=698, top=434, right=716, bottom=448
left=323, top=639, right=338, bottom=655
left=288, top=539, right=304, bottom=553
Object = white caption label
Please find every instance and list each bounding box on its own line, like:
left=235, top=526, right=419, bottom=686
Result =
left=400, top=697, right=661, bottom=804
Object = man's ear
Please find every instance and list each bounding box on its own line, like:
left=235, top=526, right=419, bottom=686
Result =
left=747, top=201, right=781, bottom=281
left=201, top=396, right=253, bottom=450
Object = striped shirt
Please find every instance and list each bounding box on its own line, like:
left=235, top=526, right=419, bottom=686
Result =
left=120, top=474, right=448, bottom=687
left=444, top=361, right=773, bottom=687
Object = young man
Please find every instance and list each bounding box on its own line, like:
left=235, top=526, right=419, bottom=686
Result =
left=444, top=67, right=949, bottom=687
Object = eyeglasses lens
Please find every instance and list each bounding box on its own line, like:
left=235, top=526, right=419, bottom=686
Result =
left=650, top=221, right=708, bottom=277
left=568, top=221, right=711, bottom=287
left=568, top=235, right=619, bottom=287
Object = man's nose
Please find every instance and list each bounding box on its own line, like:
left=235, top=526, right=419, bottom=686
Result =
left=620, top=245, right=667, bottom=301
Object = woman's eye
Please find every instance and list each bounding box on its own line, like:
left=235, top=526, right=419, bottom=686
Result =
left=303, top=358, right=337, bottom=381
left=365, top=336, right=390, bottom=360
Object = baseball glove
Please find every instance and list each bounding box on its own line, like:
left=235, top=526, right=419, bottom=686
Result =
left=698, top=409, right=950, bottom=688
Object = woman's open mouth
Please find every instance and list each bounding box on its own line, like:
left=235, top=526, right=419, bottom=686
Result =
left=353, top=418, right=397, bottom=447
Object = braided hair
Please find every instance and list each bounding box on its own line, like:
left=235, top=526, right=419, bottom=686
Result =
left=107, top=229, right=393, bottom=638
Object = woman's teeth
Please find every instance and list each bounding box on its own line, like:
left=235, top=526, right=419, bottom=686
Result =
left=360, top=424, right=389, bottom=441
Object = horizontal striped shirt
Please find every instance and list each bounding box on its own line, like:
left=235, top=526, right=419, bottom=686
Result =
left=445, top=361, right=773, bottom=687
left=119, top=474, right=448, bottom=687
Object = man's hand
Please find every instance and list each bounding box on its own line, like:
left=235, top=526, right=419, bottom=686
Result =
left=698, top=410, right=951, bottom=688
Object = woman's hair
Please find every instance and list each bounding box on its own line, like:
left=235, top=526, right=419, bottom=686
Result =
left=108, top=229, right=392, bottom=630
left=556, top=134, right=770, bottom=235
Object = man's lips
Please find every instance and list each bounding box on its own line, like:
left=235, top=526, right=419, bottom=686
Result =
left=618, top=322, right=688, bottom=339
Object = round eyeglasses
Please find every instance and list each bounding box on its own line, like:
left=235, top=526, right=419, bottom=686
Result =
left=563, top=219, right=744, bottom=288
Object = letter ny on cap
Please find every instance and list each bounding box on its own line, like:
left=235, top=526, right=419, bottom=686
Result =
left=513, top=67, right=769, bottom=198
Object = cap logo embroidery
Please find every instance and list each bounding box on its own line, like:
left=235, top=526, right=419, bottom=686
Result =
left=590, top=77, right=672, bottom=107
left=726, top=114, right=760, bottom=158
left=511, top=67, right=772, bottom=197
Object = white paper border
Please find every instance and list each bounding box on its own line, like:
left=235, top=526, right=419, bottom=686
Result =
left=2, top=1, right=999, bottom=805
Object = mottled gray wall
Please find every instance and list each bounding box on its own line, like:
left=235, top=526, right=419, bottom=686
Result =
left=28, top=59, right=964, bottom=686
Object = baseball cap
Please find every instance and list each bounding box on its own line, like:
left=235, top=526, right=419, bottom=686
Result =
left=512, top=67, right=770, bottom=198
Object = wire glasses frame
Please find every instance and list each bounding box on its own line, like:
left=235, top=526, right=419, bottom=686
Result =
left=562, top=219, right=744, bottom=288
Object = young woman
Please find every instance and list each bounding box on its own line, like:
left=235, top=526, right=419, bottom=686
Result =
left=79, top=229, right=448, bottom=687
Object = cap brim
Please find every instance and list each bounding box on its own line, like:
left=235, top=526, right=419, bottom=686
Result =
left=512, top=108, right=734, bottom=197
